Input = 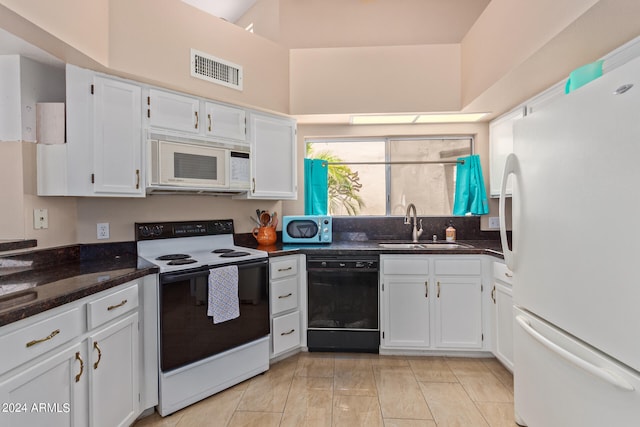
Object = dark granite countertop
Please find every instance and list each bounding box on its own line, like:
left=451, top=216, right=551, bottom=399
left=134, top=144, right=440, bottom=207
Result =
left=0, top=239, right=37, bottom=253
left=1, top=215, right=506, bottom=328
left=0, top=243, right=158, bottom=327
left=241, top=239, right=505, bottom=259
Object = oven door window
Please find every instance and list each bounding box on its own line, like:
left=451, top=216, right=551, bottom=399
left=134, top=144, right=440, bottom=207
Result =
left=159, top=261, right=269, bottom=372
left=307, top=269, right=378, bottom=330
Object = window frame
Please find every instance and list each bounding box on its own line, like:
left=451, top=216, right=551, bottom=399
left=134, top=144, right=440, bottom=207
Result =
left=305, top=135, right=475, bottom=216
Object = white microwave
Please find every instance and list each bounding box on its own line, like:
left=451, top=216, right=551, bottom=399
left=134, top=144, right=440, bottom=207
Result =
left=148, top=139, right=250, bottom=193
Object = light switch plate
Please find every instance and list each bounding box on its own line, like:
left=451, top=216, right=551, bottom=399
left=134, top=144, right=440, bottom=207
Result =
left=488, top=216, right=500, bottom=230
left=34, top=209, right=49, bottom=229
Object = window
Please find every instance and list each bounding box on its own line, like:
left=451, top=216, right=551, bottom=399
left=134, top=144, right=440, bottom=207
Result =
left=306, top=136, right=473, bottom=216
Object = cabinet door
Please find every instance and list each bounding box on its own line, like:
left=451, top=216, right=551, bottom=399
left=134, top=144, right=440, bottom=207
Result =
left=434, top=276, right=483, bottom=349
left=494, top=282, right=514, bottom=371
left=148, top=89, right=200, bottom=134
left=0, top=342, right=87, bottom=427
left=89, top=313, right=139, bottom=427
left=382, top=276, right=430, bottom=348
left=489, top=108, right=523, bottom=198
left=249, top=114, right=297, bottom=199
left=92, top=76, right=143, bottom=196
left=204, top=102, right=246, bottom=142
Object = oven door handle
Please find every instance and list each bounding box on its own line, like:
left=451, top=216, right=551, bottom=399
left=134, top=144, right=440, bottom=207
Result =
left=161, top=259, right=268, bottom=283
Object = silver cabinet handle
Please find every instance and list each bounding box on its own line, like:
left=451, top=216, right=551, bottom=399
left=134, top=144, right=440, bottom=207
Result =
left=437, top=281, right=441, bottom=298
left=281, top=329, right=295, bottom=336
left=208, top=113, right=213, bottom=132
left=425, top=281, right=428, bottom=298
left=491, top=286, right=496, bottom=303
left=278, top=267, right=293, bottom=272
left=278, top=293, right=293, bottom=299
left=505, top=272, right=513, bottom=278
left=194, top=111, right=199, bottom=129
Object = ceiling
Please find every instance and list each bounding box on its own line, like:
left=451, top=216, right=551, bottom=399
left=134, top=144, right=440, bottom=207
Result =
left=181, top=0, right=259, bottom=24
left=0, top=1, right=493, bottom=124
left=0, top=27, right=63, bottom=67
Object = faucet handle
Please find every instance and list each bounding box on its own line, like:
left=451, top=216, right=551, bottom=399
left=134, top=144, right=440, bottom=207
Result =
left=418, top=219, right=423, bottom=231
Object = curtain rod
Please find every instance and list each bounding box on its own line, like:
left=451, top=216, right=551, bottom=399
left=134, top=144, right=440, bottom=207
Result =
left=321, top=159, right=465, bottom=166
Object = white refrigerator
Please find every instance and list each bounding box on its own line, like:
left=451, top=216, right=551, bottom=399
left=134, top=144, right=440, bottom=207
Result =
left=499, top=54, right=640, bottom=426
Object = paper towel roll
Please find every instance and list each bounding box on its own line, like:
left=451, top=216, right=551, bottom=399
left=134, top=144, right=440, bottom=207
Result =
left=36, top=103, right=65, bottom=144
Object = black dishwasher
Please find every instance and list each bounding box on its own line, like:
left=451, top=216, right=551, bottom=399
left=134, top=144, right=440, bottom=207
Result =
left=306, top=255, right=379, bottom=353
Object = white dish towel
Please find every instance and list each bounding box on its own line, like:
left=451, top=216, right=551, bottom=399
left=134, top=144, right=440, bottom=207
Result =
left=207, top=265, right=240, bottom=324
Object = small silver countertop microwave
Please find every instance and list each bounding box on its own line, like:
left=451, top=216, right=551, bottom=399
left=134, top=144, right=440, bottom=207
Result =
left=147, top=139, right=250, bottom=193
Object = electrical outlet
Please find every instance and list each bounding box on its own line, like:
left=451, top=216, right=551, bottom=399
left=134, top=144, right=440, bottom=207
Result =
left=97, top=223, right=110, bottom=240
left=488, top=216, right=500, bottom=230
left=34, top=209, right=49, bottom=229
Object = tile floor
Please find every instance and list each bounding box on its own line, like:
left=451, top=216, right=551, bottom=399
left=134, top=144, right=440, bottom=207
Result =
left=134, top=352, right=518, bottom=427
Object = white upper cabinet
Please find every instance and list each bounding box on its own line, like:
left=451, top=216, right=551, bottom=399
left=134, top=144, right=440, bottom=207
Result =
left=489, top=108, right=523, bottom=198
left=147, top=89, right=247, bottom=144
left=37, top=64, right=144, bottom=197
left=148, top=89, right=200, bottom=135
left=92, top=76, right=143, bottom=195
left=204, top=101, right=246, bottom=141
left=244, top=112, right=297, bottom=200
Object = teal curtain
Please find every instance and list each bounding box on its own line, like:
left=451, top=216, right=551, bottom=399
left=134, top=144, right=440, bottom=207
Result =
left=304, top=158, right=328, bottom=215
left=453, top=154, right=489, bottom=216
left=565, top=60, right=604, bottom=94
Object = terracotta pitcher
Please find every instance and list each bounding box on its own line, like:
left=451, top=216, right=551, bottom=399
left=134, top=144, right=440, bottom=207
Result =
left=252, top=226, right=277, bottom=246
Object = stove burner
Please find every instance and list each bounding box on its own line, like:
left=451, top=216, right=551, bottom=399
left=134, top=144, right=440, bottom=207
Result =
left=219, top=251, right=251, bottom=258
left=156, top=254, right=191, bottom=261
left=167, top=258, right=198, bottom=266
left=212, top=248, right=235, bottom=254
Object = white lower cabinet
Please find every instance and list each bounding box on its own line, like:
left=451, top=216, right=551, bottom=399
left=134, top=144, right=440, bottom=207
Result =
left=0, top=277, right=157, bottom=427
left=382, top=259, right=430, bottom=348
left=381, top=255, right=485, bottom=352
left=89, top=313, right=139, bottom=427
left=0, top=342, right=87, bottom=426
left=269, top=255, right=304, bottom=357
left=492, top=261, right=514, bottom=371
left=433, top=276, right=483, bottom=349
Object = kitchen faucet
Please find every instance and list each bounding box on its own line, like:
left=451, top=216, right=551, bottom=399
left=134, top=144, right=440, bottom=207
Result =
left=404, top=203, right=424, bottom=243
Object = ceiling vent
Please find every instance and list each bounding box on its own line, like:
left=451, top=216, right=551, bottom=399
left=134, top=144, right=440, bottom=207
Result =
left=190, top=49, right=243, bottom=91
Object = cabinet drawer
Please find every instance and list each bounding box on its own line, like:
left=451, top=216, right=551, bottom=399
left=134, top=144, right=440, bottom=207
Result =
left=272, top=311, right=301, bottom=355
left=87, top=283, right=139, bottom=330
left=493, top=261, right=514, bottom=285
left=270, top=257, right=298, bottom=280
left=382, top=258, right=429, bottom=275
left=271, top=276, right=298, bottom=315
left=434, top=259, right=481, bottom=276
left=0, top=306, right=84, bottom=375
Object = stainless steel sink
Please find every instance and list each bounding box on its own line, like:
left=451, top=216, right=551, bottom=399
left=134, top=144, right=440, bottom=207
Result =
left=419, top=243, right=463, bottom=249
left=377, top=242, right=465, bottom=249
left=377, top=243, right=425, bottom=249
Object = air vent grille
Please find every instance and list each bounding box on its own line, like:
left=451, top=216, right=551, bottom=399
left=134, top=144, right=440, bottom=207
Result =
left=190, top=49, right=243, bottom=91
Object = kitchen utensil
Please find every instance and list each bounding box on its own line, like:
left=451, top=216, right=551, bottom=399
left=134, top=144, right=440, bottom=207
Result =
left=249, top=216, right=261, bottom=227
left=271, top=212, right=278, bottom=229
left=259, top=211, right=271, bottom=227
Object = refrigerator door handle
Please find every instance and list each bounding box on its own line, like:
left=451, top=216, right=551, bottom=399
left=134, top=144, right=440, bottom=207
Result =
left=515, top=315, right=635, bottom=391
left=500, top=153, right=518, bottom=270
